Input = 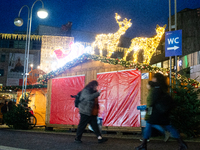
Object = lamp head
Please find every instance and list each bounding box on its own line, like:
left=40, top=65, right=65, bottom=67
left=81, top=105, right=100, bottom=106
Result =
left=14, top=17, right=23, bottom=27
left=37, top=8, right=48, bottom=19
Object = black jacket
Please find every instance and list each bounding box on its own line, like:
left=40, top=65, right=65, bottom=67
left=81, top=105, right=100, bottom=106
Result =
left=148, top=82, right=172, bottom=125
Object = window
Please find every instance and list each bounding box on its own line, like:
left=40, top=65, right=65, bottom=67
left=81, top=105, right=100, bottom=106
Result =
left=14, top=41, right=19, bottom=48
left=152, top=62, right=161, bottom=68
left=0, top=69, right=4, bottom=76
left=32, top=41, right=41, bottom=49
left=18, top=41, right=25, bottom=49
left=156, top=62, right=161, bottom=68
left=162, top=58, right=175, bottom=69
left=152, top=64, right=156, bottom=67
left=9, top=40, right=14, bottom=48
left=163, top=60, right=169, bottom=69
left=171, top=58, right=174, bottom=69
left=1, top=54, right=6, bottom=62
left=0, top=84, right=2, bottom=91
left=0, top=40, right=9, bottom=48
left=14, top=40, right=25, bottom=49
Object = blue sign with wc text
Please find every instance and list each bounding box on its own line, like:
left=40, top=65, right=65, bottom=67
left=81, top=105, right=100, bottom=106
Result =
left=165, top=30, right=182, bottom=57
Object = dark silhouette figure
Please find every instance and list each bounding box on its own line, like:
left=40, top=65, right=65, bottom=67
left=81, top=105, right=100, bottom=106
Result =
left=1, top=101, right=9, bottom=124
left=135, top=73, right=188, bottom=150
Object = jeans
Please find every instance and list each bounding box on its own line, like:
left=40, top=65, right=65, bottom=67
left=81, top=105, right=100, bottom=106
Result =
left=143, top=122, right=180, bottom=139
left=143, top=122, right=165, bottom=139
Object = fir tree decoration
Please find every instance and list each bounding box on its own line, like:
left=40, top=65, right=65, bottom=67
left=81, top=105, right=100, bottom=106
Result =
left=171, top=80, right=200, bottom=137
left=4, top=93, right=33, bottom=129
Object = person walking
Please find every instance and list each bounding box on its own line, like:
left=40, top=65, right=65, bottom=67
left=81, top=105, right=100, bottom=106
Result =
left=135, top=73, right=188, bottom=150
left=75, top=80, right=108, bottom=143
left=140, top=81, right=170, bottom=143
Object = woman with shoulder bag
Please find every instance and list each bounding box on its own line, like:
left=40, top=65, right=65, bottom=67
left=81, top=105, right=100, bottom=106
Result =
left=75, top=80, right=108, bottom=144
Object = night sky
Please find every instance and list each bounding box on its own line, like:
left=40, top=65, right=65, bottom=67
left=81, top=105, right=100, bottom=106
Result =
left=1, top=0, right=200, bottom=39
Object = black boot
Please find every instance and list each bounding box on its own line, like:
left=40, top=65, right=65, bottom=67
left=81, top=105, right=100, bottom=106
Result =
left=177, top=138, right=188, bottom=150
left=135, top=139, right=147, bottom=150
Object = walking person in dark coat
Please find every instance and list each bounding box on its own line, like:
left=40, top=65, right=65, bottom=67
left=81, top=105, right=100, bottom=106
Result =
left=75, top=80, right=108, bottom=143
left=142, top=81, right=170, bottom=142
left=135, top=73, right=188, bottom=150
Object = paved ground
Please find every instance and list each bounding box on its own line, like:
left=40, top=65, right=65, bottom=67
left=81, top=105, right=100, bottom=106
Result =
left=0, top=126, right=200, bottom=150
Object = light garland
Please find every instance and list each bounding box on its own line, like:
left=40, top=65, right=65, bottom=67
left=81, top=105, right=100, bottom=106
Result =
left=2, top=84, right=47, bottom=91
left=0, top=33, right=41, bottom=40
left=36, top=54, right=199, bottom=88
left=123, top=24, right=166, bottom=64
left=92, top=13, right=132, bottom=57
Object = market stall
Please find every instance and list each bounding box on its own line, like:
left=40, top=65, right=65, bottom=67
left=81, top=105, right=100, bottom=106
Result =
left=42, top=55, right=151, bottom=132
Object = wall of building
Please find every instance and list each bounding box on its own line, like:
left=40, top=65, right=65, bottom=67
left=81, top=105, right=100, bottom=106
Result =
left=150, top=8, right=200, bottom=81
left=0, top=50, right=9, bottom=85
left=36, top=25, right=71, bottom=36
left=170, top=8, right=200, bottom=56
left=0, top=34, right=41, bottom=86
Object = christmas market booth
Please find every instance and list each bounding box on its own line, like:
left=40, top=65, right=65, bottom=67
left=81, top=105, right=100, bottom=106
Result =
left=37, top=54, right=175, bottom=132
left=18, top=69, right=47, bottom=126
left=16, top=85, right=47, bottom=126
left=3, top=69, right=47, bottom=126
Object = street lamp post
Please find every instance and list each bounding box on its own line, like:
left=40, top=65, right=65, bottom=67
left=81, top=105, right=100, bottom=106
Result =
left=14, top=0, right=48, bottom=99
left=169, top=0, right=178, bottom=93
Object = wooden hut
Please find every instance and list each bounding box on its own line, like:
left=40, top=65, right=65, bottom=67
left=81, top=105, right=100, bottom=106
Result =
left=39, top=54, right=158, bottom=132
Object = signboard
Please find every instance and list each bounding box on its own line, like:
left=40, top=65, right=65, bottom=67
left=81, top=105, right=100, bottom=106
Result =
left=165, top=30, right=182, bottom=57
left=6, top=78, right=21, bottom=86
left=8, top=53, right=33, bottom=74
left=141, top=73, right=149, bottom=79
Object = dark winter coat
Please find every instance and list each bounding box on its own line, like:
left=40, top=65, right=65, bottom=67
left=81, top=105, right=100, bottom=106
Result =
left=147, top=82, right=172, bottom=125
left=78, top=88, right=100, bottom=116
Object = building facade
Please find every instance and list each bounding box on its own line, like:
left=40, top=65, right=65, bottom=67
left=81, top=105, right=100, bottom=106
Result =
left=150, top=7, right=200, bottom=83
left=0, top=33, right=41, bottom=86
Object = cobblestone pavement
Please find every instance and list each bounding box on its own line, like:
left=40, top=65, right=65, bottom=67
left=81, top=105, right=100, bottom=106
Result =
left=0, top=128, right=199, bottom=150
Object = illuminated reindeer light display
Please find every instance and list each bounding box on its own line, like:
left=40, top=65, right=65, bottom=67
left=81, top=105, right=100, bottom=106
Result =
left=92, top=13, right=132, bottom=57
left=123, top=24, right=166, bottom=64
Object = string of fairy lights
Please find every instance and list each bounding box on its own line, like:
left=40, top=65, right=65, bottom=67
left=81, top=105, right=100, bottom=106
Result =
left=0, top=33, right=41, bottom=40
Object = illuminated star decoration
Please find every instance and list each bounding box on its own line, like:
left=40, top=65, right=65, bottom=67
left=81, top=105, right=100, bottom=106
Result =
left=123, top=24, right=166, bottom=64
left=92, top=13, right=132, bottom=57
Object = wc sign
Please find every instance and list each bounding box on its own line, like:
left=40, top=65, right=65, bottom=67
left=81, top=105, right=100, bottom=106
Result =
left=165, top=30, right=182, bottom=57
